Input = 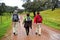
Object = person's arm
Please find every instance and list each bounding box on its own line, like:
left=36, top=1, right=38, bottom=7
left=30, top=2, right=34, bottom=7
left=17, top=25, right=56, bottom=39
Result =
left=11, top=14, right=13, bottom=22
left=34, top=16, right=37, bottom=23
left=40, top=15, right=43, bottom=23
left=23, top=17, right=26, bottom=24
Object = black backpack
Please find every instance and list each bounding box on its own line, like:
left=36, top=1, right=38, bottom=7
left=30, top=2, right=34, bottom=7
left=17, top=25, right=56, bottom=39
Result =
left=12, top=14, right=19, bottom=22
left=24, top=17, right=32, bottom=28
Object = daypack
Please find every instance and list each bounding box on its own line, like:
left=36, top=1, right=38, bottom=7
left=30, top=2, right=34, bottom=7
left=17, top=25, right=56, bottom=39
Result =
left=26, top=17, right=31, bottom=21
left=13, top=14, right=19, bottom=22
left=36, top=15, right=42, bottom=23
left=24, top=17, right=32, bottom=28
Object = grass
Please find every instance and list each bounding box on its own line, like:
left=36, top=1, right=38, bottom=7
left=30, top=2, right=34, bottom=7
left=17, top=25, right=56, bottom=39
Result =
left=30, top=8, right=60, bottom=30
left=0, top=15, right=11, bottom=39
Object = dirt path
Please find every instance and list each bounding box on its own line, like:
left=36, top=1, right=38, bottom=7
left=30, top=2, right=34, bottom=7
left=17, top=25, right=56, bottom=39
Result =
left=1, top=15, right=60, bottom=40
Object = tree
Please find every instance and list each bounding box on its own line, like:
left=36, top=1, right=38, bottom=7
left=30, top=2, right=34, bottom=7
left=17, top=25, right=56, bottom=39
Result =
left=41, top=0, right=59, bottom=11
left=52, top=0, right=58, bottom=11
left=5, top=6, right=18, bottom=15
left=18, top=9, right=24, bottom=13
left=0, top=3, right=6, bottom=23
left=5, top=6, right=14, bottom=15
left=14, top=6, right=18, bottom=10
left=0, top=3, right=6, bottom=15
left=22, top=1, right=43, bottom=17
left=22, top=0, right=31, bottom=2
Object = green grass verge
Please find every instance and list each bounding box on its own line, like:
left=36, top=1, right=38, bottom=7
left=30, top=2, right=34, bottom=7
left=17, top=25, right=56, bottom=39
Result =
left=0, top=15, right=11, bottom=39
left=30, top=8, right=60, bottom=30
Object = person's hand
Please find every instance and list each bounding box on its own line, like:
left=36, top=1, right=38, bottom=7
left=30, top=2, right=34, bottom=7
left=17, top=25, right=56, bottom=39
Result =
left=22, top=22, right=24, bottom=24
left=19, top=21, right=20, bottom=23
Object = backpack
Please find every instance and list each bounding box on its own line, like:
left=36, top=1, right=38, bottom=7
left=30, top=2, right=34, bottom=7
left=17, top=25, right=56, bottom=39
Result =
left=36, top=15, right=42, bottom=23
left=13, top=14, right=19, bottom=22
left=24, top=17, right=32, bottom=28
left=26, top=17, right=31, bottom=21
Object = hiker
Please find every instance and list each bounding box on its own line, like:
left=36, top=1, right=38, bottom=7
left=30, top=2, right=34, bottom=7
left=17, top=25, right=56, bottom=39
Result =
left=12, top=10, right=20, bottom=35
left=23, top=14, right=32, bottom=36
left=34, top=12, right=42, bottom=36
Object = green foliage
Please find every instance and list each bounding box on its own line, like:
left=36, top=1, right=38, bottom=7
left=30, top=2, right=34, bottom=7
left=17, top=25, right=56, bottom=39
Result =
left=22, top=1, right=43, bottom=12
left=22, top=0, right=31, bottom=2
left=0, top=3, right=6, bottom=15
left=22, top=1, right=44, bottom=17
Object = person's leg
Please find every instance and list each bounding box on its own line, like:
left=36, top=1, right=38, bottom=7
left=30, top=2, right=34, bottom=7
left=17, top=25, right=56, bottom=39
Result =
left=15, top=22, right=18, bottom=35
left=27, top=27, right=29, bottom=36
left=35, top=23, right=39, bottom=35
left=25, top=27, right=28, bottom=35
left=13, top=22, right=16, bottom=35
left=25, top=27, right=29, bottom=36
left=13, top=22, right=18, bottom=35
left=38, top=23, right=41, bottom=36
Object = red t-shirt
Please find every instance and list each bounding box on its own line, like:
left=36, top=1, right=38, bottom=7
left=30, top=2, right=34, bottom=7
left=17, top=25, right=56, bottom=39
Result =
left=34, top=14, right=42, bottom=23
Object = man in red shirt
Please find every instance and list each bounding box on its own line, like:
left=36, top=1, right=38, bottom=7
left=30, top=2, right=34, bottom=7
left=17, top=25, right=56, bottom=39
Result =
left=34, top=12, right=42, bottom=36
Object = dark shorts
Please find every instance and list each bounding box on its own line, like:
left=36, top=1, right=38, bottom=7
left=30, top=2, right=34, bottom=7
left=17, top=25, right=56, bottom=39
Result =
left=12, top=20, right=19, bottom=22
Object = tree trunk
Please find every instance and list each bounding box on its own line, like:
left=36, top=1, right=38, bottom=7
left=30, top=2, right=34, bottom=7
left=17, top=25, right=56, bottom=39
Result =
left=33, top=11, right=36, bottom=17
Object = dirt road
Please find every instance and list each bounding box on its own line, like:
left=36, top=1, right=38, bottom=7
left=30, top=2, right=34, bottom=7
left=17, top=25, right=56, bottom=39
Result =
left=1, top=15, right=60, bottom=40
